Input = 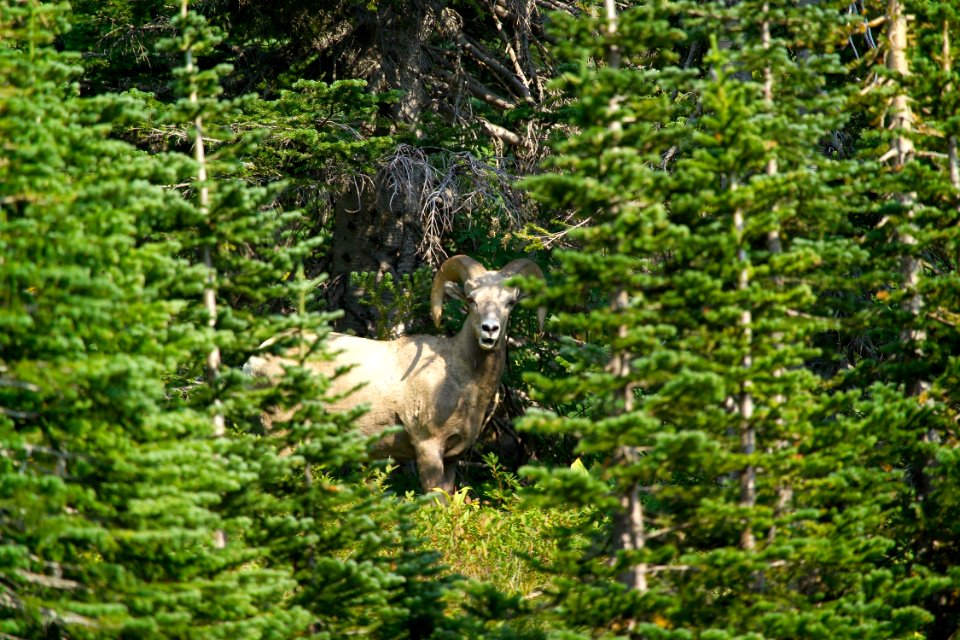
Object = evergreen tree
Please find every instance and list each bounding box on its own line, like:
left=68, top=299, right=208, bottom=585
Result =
left=2, top=2, right=457, bottom=637
left=0, top=2, right=278, bottom=637
left=159, top=2, right=460, bottom=637
left=519, top=0, right=939, bottom=636
left=845, top=1, right=960, bottom=636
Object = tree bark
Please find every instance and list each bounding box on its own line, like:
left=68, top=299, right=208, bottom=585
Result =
left=327, top=177, right=423, bottom=335
left=326, top=1, right=434, bottom=335
left=885, top=0, right=924, bottom=396
left=182, top=0, right=225, bottom=551
left=365, top=1, right=435, bottom=126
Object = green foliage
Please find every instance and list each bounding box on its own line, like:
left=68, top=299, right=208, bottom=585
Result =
left=240, top=79, right=397, bottom=181
left=410, top=469, right=594, bottom=600
left=0, top=2, right=263, bottom=637
left=62, top=0, right=177, bottom=95
left=350, top=267, right=434, bottom=339
left=516, top=0, right=950, bottom=637
left=7, top=0, right=960, bottom=637
left=843, top=1, right=960, bottom=635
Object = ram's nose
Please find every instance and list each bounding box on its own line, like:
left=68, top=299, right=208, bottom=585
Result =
left=479, top=319, right=501, bottom=349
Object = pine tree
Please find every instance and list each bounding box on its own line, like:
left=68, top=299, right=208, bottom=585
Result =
left=518, top=0, right=939, bottom=637
left=2, top=2, right=456, bottom=637
left=157, top=3, right=460, bottom=637
left=0, top=2, right=278, bottom=637
left=846, top=0, right=960, bottom=636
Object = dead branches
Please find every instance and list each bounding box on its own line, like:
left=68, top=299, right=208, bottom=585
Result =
left=378, top=144, right=527, bottom=265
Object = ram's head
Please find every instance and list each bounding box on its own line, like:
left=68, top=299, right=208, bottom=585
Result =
left=430, top=255, right=545, bottom=351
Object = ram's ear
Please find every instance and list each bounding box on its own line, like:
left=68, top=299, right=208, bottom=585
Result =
left=536, top=306, right=547, bottom=334
left=444, top=281, right=467, bottom=301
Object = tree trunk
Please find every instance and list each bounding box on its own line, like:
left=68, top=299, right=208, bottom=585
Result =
left=327, top=177, right=424, bottom=335
left=609, top=292, right=648, bottom=594
left=601, top=0, right=648, bottom=597
left=366, top=1, right=435, bottom=126
left=945, top=22, right=959, bottom=196
left=733, top=190, right=756, bottom=553
left=326, top=1, right=435, bottom=335
left=884, top=0, right=925, bottom=397
left=182, top=0, right=226, bottom=552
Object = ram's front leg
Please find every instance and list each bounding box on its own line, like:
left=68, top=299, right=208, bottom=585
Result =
left=439, top=456, right=458, bottom=495
left=414, top=440, right=448, bottom=497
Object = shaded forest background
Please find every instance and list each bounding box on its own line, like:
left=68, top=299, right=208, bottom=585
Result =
left=3, top=0, right=960, bottom=639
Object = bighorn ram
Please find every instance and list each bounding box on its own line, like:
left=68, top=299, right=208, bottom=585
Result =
left=243, top=255, right=545, bottom=495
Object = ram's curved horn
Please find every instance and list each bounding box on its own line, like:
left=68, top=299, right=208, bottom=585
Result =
left=497, top=259, right=547, bottom=332
left=431, top=255, right=488, bottom=328
left=497, top=259, right=544, bottom=281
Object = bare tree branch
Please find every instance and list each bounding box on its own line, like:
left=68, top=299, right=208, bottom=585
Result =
left=435, top=66, right=518, bottom=110
left=17, top=570, right=81, bottom=591
left=478, top=118, right=525, bottom=147
left=459, top=33, right=533, bottom=103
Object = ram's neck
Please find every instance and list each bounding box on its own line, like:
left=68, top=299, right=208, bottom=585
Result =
left=453, top=323, right=506, bottom=397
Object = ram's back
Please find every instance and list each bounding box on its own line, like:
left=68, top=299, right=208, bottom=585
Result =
left=245, top=331, right=466, bottom=461
left=311, top=333, right=460, bottom=457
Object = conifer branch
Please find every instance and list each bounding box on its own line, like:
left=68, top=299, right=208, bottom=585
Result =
left=0, top=407, right=37, bottom=420
left=536, top=0, right=578, bottom=14
left=645, top=564, right=692, bottom=574
left=16, top=569, right=81, bottom=591
left=915, top=150, right=949, bottom=160
left=538, top=216, right=592, bottom=249
left=927, top=309, right=959, bottom=328
left=486, top=0, right=536, bottom=101
left=181, top=0, right=225, bottom=441
left=1, top=582, right=94, bottom=628
left=434, top=66, right=518, bottom=110
left=458, top=33, right=534, bottom=104
left=0, top=377, right=39, bottom=392
left=478, top=118, right=525, bottom=147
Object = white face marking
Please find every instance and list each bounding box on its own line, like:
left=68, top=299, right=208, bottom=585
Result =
left=465, top=284, right=519, bottom=350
